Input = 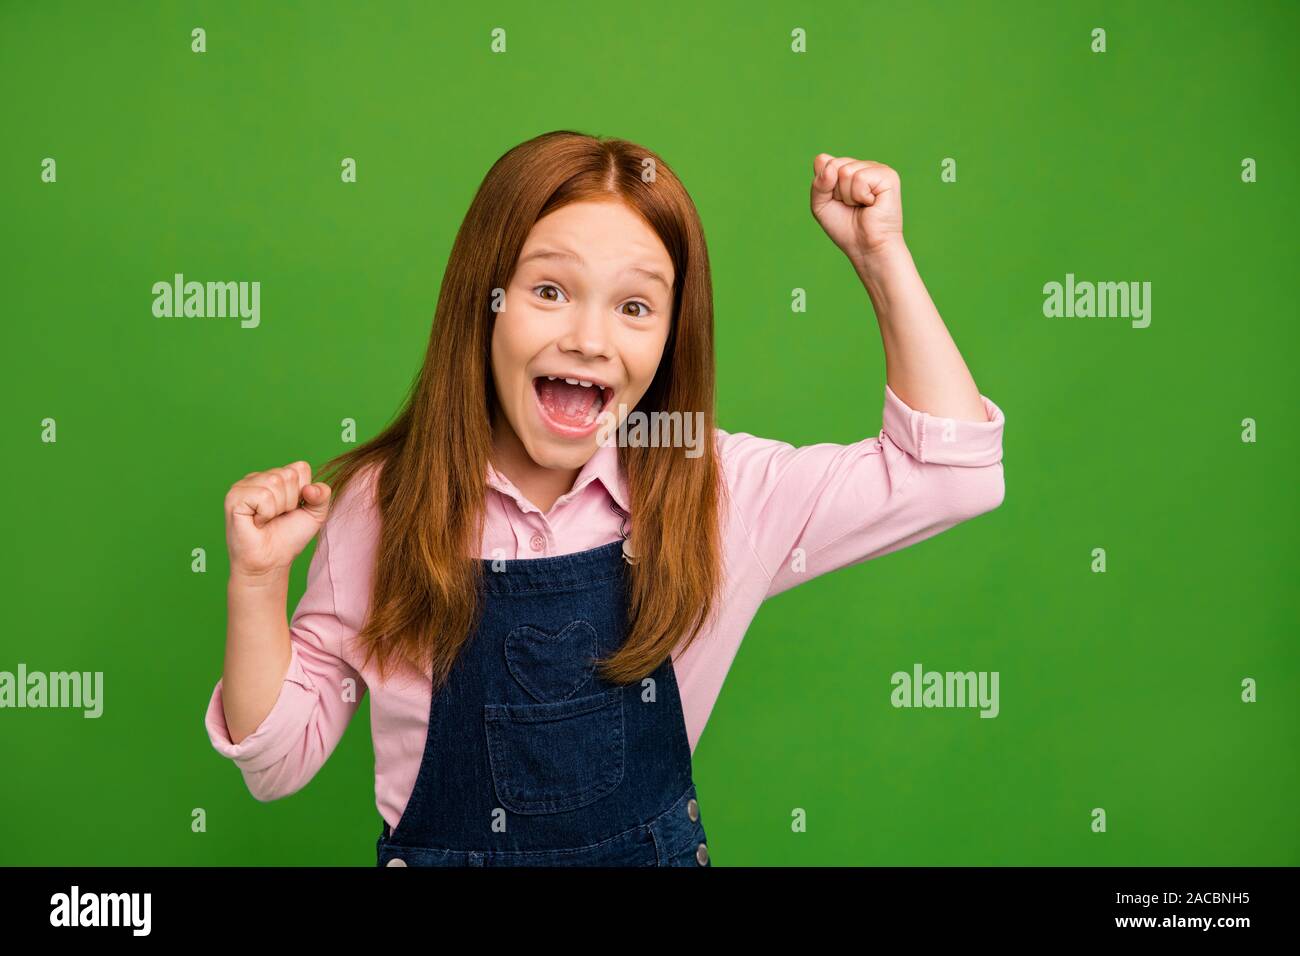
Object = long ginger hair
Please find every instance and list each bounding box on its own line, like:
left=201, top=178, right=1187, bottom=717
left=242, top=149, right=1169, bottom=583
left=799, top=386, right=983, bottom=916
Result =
left=313, top=130, right=724, bottom=692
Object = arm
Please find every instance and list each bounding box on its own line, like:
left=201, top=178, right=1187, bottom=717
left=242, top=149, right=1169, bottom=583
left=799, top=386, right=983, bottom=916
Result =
left=716, top=154, right=1006, bottom=598
left=206, top=462, right=365, bottom=801
left=205, top=521, right=367, bottom=801
left=222, top=568, right=293, bottom=745
left=720, top=385, right=1004, bottom=599
left=811, top=153, right=988, bottom=423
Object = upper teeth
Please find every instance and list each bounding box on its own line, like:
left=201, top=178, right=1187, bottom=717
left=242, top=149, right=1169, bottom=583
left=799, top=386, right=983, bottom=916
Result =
left=547, top=376, right=597, bottom=388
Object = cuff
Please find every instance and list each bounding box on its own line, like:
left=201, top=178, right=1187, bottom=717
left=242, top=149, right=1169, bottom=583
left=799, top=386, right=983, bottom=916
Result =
left=204, top=644, right=319, bottom=773
left=881, top=383, right=1005, bottom=466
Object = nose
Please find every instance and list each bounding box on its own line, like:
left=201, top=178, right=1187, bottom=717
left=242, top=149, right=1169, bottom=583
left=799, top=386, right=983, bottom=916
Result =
left=557, top=299, right=614, bottom=360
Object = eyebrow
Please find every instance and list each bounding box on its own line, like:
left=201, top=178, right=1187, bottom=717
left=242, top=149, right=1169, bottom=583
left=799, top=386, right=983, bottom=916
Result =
left=516, top=247, right=672, bottom=294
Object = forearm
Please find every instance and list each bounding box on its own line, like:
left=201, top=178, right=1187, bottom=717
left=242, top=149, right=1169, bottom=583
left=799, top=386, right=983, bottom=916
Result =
left=221, top=570, right=294, bottom=744
left=852, top=239, right=988, bottom=423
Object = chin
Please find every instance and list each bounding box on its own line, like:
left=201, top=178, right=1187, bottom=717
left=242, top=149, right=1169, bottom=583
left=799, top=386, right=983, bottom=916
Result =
left=523, top=434, right=597, bottom=471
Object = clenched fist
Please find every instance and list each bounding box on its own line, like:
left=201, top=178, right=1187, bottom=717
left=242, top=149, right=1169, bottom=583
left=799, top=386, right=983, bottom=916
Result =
left=224, top=461, right=332, bottom=578
left=810, top=153, right=904, bottom=264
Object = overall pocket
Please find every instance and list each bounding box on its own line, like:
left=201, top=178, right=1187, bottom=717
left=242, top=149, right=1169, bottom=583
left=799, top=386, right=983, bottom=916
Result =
left=484, top=687, right=625, bottom=814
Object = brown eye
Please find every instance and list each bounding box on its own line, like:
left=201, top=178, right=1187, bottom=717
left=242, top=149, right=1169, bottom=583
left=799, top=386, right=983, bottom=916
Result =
left=534, top=284, right=565, bottom=302
left=622, top=301, right=651, bottom=318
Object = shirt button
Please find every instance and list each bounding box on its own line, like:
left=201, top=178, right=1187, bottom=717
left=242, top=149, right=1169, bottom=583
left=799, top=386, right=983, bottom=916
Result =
left=386, top=857, right=407, bottom=867
left=529, top=534, right=545, bottom=552
left=695, top=842, right=709, bottom=866
left=686, top=798, right=700, bottom=822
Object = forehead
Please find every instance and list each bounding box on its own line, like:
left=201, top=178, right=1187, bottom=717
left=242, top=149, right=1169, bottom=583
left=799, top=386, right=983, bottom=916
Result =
left=519, top=200, right=673, bottom=276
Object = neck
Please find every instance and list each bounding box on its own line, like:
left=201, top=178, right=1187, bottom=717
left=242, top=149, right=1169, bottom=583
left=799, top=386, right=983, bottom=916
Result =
left=490, top=420, right=579, bottom=515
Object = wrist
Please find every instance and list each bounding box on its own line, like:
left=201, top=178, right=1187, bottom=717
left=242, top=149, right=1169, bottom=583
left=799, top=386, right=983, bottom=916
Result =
left=229, top=566, right=291, bottom=591
left=850, top=236, right=911, bottom=279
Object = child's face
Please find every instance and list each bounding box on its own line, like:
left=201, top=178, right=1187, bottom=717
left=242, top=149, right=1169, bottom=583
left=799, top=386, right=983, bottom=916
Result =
left=491, top=199, right=675, bottom=472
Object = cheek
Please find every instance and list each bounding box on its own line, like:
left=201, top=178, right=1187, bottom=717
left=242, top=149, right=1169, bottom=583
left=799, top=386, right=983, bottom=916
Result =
left=491, top=312, right=536, bottom=387
left=619, top=325, right=671, bottom=391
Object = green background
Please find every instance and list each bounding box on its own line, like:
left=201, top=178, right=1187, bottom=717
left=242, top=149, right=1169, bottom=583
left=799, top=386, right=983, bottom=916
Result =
left=2, top=0, right=1296, bottom=866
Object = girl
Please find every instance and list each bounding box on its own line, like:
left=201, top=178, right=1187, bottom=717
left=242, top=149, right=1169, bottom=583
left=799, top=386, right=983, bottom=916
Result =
left=206, top=130, right=1006, bottom=867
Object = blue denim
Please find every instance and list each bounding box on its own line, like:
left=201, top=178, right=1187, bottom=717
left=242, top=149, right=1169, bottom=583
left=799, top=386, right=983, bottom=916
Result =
left=376, top=541, right=711, bottom=867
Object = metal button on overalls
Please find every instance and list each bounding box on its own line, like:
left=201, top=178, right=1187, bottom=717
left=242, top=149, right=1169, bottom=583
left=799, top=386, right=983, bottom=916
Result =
left=374, top=541, right=710, bottom=867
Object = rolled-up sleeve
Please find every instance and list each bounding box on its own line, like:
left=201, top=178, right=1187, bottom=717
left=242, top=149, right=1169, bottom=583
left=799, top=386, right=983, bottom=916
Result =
left=721, top=383, right=1006, bottom=599
left=203, top=519, right=367, bottom=801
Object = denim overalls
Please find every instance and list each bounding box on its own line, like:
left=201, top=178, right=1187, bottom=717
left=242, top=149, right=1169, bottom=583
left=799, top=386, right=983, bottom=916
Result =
left=376, top=540, right=711, bottom=866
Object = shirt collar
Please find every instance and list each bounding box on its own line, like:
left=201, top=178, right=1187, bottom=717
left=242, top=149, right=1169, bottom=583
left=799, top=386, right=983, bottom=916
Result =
left=486, top=441, right=630, bottom=515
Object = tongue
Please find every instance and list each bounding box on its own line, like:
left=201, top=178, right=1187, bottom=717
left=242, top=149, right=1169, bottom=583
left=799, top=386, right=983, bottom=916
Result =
left=536, top=378, right=601, bottom=427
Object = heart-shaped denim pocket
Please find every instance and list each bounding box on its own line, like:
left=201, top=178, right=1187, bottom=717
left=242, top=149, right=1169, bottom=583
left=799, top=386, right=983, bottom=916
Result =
left=505, top=620, right=598, bottom=704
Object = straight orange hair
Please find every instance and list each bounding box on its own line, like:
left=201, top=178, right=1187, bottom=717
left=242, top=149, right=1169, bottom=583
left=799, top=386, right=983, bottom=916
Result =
left=313, top=130, right=725, bottom=692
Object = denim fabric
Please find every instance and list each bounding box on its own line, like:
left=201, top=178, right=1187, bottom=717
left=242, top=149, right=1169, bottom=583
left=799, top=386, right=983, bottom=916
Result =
left=376, top=541, right=710, bottom=867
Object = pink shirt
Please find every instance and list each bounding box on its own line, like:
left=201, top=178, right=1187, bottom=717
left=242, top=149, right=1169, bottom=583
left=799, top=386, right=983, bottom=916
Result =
left=205, top=384, right=1006, bottom=830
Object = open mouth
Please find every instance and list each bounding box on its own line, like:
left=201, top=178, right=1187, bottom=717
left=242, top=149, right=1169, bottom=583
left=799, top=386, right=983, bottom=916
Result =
left=532, top=375, right=615, bottom=434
